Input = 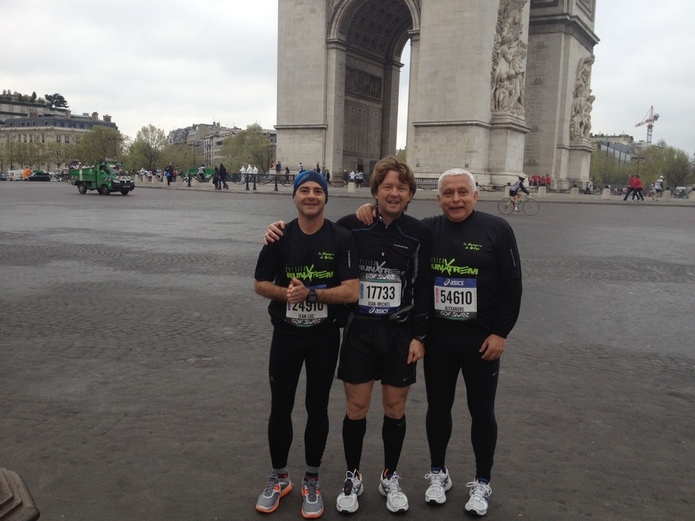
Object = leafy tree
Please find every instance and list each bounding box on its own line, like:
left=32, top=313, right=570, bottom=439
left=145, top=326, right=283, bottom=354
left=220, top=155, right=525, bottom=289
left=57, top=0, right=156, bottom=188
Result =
left=661, top=147, right=692, bottom=189
left=396, top=148, right=407, bottom=163
left=74, top=126, right=123, bottom=162
left=590, top=139, right=694, bottom=191
left=44, top=93, right=69, bottom=109
left=129, top=125, right=167, bottom=171
left=156, top=143, right=194, bottom=173
left=44, top=141, right=77, bottom=171
left=589, top=146, right=629, bottom=187
left=628, top=144, right=660, bottom=190
left=0, top=140, right=17, bottom=171
left=11, top=142, right=37, bottom=169
left=220, top=123, right=274, bottom=174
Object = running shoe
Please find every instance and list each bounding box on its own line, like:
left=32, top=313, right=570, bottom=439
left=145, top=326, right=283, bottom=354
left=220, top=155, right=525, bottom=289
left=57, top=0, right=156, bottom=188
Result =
left=465, top=479, right=492, bottom=516
left=378, top=471, right=409, bottom=513
left=301, top=476, right=323, bottom=519
left=424, top=467, right=452, bottom=505
left=336, top=470, right=363, bottom=514
left=256, top=473, right=292, bottom=513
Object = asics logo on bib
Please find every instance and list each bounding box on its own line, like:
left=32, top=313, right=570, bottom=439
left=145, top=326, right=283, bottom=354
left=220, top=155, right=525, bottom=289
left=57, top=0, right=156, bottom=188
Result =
left=369, top=308, right=390, bottom=315
left=443, top=279, right=467, bottom=287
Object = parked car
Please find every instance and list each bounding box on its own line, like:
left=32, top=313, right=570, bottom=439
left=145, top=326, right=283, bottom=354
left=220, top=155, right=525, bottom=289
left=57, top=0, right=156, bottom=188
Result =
left=27, top=171, right=51, bottom=181
left=0, top=173, right=6, bottom=181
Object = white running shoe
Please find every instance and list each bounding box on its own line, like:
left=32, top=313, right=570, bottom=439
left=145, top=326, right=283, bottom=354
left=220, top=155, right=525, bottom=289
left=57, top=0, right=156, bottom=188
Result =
left=465, top=479, right=492, bottom=516
left=336, top=470, right=362, bottom=514
left=378, top=471, right=409, bottom=513
left=424, top=467, right=452, bottom=504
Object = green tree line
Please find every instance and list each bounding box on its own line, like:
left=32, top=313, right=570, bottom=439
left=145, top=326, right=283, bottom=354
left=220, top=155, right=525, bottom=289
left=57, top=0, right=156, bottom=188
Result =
left=589, top=140, right=694, bottom=190
left=0, top=123, right=275, bottom=175
left=3, top=123, right=690, bottom=189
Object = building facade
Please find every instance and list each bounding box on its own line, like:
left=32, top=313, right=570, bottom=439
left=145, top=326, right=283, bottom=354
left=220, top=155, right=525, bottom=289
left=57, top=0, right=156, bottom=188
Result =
left=1, top=94, right=118, bottom=171
left=168, top=123, right=277, bottom=169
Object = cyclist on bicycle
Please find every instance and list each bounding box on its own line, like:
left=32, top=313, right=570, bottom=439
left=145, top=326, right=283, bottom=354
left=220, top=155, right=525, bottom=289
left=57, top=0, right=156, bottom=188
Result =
left=509, top=176, right=529, bottom=211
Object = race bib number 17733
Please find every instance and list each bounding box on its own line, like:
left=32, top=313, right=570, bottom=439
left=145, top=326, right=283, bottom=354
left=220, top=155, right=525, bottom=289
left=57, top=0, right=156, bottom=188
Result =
left=358, top=273, right=401, bottom=316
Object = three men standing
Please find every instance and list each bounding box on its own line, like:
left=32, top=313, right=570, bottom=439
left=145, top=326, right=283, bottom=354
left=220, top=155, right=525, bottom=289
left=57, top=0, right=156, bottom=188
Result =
left=255, top=161, right=523, bottom=518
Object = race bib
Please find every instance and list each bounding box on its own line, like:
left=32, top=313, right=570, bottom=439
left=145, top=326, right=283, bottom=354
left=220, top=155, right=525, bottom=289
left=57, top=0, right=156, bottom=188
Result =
left=358, top=273, right=401, bottom=316
left=433, top=276, right=477, bottom=320
left=286, top=287, right=328, bottom=327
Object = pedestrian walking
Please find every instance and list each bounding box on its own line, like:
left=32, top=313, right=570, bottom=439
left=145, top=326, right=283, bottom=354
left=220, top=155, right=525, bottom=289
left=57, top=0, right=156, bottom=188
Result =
left=219, top=163, right=229, bottom=190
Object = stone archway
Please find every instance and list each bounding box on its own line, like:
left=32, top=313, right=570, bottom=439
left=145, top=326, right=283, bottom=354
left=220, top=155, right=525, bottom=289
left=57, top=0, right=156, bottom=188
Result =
left=275, top=0, right=417, bottom=180
left=327, top=0, right=418, bottom=176
left=276, top=1, right=599, bottom=188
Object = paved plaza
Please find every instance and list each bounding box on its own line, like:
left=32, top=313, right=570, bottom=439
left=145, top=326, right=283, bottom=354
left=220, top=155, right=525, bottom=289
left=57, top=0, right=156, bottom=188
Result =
left=1, top=181, right=694, bottom=520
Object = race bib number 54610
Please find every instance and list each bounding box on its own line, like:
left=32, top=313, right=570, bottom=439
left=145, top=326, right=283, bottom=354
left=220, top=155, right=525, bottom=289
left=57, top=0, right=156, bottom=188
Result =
left=434, top=277, right=477, bottom=320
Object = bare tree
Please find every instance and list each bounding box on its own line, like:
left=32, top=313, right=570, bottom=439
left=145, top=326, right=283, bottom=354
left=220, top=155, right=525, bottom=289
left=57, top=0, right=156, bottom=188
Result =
left=130, top=125, right=167, bottom=171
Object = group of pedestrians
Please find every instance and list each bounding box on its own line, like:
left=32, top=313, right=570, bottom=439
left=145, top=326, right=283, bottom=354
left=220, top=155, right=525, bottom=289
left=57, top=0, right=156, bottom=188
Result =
left=240, top=164, right=259, bottom=181
left=347, top=169, right=365, bottom=187
left=253, top=156, right=522, bottom=518
left=213, top=163, right=229, bottom=190
left=623, top=174, right=645, bottom=201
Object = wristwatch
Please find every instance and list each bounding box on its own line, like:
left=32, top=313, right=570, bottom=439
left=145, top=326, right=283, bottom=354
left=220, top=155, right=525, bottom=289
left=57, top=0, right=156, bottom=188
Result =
left=307, top=289, right=318, bottom=304
left=414, top=335, right=426, bottom=343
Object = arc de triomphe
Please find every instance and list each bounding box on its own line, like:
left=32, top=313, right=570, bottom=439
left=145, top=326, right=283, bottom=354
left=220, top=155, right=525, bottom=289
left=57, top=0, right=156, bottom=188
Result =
left=276, top=0, right=598, bottom=189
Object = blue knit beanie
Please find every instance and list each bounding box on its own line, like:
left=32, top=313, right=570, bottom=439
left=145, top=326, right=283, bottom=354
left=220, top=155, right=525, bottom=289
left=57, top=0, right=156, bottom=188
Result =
left=293, top=170, right=328, bottom=201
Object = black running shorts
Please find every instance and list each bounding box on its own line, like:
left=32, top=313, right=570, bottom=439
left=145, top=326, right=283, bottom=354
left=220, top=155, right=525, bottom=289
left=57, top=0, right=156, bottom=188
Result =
left=337, top=318, right=416, bottom=387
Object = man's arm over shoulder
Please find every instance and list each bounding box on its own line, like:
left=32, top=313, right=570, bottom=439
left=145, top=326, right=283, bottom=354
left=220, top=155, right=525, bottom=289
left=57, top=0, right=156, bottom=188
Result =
left=336, top=213, right=360, bottom=231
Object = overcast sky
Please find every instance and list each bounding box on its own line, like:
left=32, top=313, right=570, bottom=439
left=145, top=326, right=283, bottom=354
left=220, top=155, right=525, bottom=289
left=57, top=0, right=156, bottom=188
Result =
left=2, top=0, right=693, bottom=155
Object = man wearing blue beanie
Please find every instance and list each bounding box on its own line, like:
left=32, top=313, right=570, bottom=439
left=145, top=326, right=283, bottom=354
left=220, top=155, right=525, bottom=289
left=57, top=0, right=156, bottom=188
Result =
left=293, top=170, right=328, bottom=201
left=254, top=166, right=357, bottom=518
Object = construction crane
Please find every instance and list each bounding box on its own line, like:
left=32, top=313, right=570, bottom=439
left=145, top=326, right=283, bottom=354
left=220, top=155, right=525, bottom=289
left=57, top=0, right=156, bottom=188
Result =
left=635, top=106, right=659, bottom=144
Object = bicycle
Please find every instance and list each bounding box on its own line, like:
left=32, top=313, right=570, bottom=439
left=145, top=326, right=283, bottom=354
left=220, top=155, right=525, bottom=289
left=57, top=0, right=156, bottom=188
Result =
left=498, top=193, right=539, bottom=215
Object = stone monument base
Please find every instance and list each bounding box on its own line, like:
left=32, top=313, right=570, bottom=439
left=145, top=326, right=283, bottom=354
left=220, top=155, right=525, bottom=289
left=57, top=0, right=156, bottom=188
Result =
left=0, top=468, right=40, bottom=521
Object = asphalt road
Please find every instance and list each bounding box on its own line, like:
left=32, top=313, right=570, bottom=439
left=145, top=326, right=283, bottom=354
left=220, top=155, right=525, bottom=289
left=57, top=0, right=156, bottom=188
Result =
left=1, top=182, right=694, bottom=520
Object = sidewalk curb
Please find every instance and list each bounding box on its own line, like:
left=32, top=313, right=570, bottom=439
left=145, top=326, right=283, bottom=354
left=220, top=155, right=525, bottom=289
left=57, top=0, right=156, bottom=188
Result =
left=133, top=180, right=695, bottom=207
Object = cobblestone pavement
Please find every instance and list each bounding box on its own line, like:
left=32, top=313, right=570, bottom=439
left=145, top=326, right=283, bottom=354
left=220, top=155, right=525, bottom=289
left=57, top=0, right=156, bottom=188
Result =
left=1, top=182, right=694, bottom=521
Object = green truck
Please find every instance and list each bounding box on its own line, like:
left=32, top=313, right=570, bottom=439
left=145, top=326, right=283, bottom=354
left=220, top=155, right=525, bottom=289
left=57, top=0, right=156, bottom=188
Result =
left=68, top=159, right=135, bottom=195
